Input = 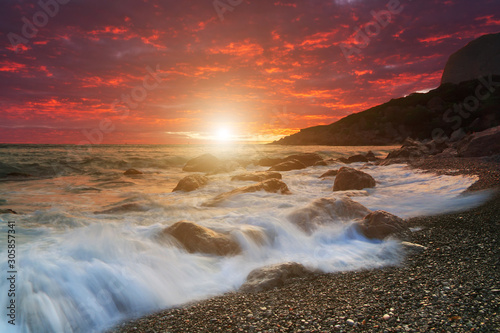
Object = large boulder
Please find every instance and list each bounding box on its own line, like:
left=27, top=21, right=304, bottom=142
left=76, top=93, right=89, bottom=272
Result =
left=172, top=174, right=208, bottom=192
left=231, top=171, right=282, bottom=182
left=283, top=153, right=324, bottom=166
left=457, top=126, right=500, bottom=157
left=338, top=154, right=368, bottom=164
left=356, top=210, right=409, bottom=240
left=204, top=179, right=291, bottom=206
left=158, top=221, right=241, bottom=256
left=319, top=169, right=339, bottom=178
left=333, top=167, right=376, bottom=191
left=269, top=159, right=306, bottom=171
left=257, top=157, right=284, bottom=167
left=182, top=154, right=222, bottom=173
left=240, top=262, right=315, bottom=293
left=441, top=32, right=500, bottom=85
left=287, top=197, right=371, bottom=232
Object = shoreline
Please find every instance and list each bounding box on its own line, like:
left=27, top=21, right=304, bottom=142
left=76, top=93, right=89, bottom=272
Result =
left=110, top=156, right=499, bottom=333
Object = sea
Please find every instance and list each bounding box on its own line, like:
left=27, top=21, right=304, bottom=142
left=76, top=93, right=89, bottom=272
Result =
left=0, top=144, right=492, bottom=333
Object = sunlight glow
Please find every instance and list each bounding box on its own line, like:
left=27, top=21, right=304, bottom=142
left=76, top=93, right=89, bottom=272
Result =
left=215, top=127, right=232, bottom=142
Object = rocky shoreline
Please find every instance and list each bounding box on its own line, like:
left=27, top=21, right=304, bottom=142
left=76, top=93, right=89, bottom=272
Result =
left=109, top=154, right=499, bottom=333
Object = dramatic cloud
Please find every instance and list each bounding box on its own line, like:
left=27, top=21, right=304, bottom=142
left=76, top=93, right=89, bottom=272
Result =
left=0, top=0, right=499, bottom=143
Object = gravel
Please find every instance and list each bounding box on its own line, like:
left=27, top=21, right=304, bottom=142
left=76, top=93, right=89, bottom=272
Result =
left=110, top=156, right=500, bottom=333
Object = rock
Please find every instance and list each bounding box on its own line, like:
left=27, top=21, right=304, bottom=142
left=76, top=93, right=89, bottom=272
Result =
left=172, top=174, right=208, bottom=192
left=269, top=159, right=306, bottom=171
left=287, top=197, right=371, bottom=232
left=234, top=226, right=271, bottom=247
left=257, top=157, right=284, bottom=167
left=450, top=128, right=466, bottom=142
left=6, top=172, right=32, bottom=177
left=319, top=169, right=339, bottom=178
left=346, top=319, right=355, bottom=326
left=345, top=154, right=369, bottom=163
left=206, top=160, right=240, bottom=175
left=123, top=169, right=142, bottom=175
left=401, top=241, right=427, bottom=254
left=434, top=147, right=458, bottom=158
left=94, top=203, right=148, bottom=214
left=204, top=179, right=291, bottom=206
left=441, top=32, right=500, bottom=84
left=231, top=171, right=282, bottom=182
left=365, top=151, right=377, bottom=161
left=283, top=153, right=324, bottom=167
left=0, top=209, right=17, bottom=214
left=158, top=221, right=241, bottom=256
left=240, top=262, right=315, bottom=293
left=458, top=126, right=500, bottom=157
left=183, top=154, right=222, bottom=173
left=382, top=314, right=391, bottom=321
left=356, top=210, right=409, bottom=240
left=333, top=167, right=376, bottom=191
left=313, top=160, right=328, bottom=166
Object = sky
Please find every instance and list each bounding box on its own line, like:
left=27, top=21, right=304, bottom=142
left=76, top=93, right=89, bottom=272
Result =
left=0, top=0, right=499, bottom=144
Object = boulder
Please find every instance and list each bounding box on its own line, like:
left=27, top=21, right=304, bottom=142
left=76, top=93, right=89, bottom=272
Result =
left=240, top=262, right=315, bottom=293
left=257, top=157, right=284, bottom=167
left=450, top=128, right=466, bottom=142
left=204, top=179, right=291, bottom=206
left=365, top=151, right=377, bottom=161
left=458, top=126, right=500, bottom=157
left=206, top=160, right=240, bottom=175
left=333, top=167, right=376, bottom=191
left=269, top=159, right=306, bottom=171
left=94, top=203, right=148, bottom=214
left=183, top=154, right=222, bottom=173
left=287, top=197, right=371, bottom=232
left=319, top=169, right=339, bottom=178
left=231, top=171, right=282, bottom=182
left=159, top=221, right=241, bottom=256
left=172, top=174, right=208, bottom=192
left=123, top=169, right=142, bottom=175
left=313, top=160, right=328, bottom=166
left=344, top=154, right=369, bottom=163
left=283, top=153, right=324, bottom=166
left=356, top=210, right=409, bottom=240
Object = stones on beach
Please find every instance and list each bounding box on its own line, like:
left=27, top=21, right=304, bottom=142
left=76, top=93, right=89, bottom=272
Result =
left=287, top=197, right=371, bottom=233
left=240, top=262, right=315, bottom=293
left=172, top=174, right=208, bottom=192
left=401, top=241, right=427, bottom=254
left=356, top=210, right=409, bottom=240
left=204, top=179, right=291, bottom=206
left=333, top=167, right=376, bottom=191
left=159, top=221, right=242, bottom=256
left=319, top=169, right=339, bottom=178
left=269, top=159, right=306, bottom=171
left=123, top=168, right=142, bottom=175
left=231, top=171, right=282, bottom=182
left=183, top=154, right=222, bottom=173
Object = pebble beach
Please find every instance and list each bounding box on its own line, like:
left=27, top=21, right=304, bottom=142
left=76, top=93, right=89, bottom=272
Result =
left=111, top=155, right=500, bottom=333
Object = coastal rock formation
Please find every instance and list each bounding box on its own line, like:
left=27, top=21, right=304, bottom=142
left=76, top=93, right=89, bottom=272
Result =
left=183, top=154, right=222, bottom=173
left=123, top=169, right=142, bottom=175
left=365, top=151, right=378, bottom=161
left=287, top=197, right=371, bottom=232
left=457, top=125, right=500, bottom=157
left=319, top=169, right=339, bottom=178
left=338, top=154, right=368, bottom=164
left=333, top=167, right=376, bottom=191
left=204, top=178, right=291, bottom=206
left=159, top=221, right=241, bottom=256
left=240, top=262, right=315, bottom=293
left=283, top=153, right=324, bottom=166
left=356, top=210, right=409, bottom=240
left=172, top=174, right=208, bottom=192
left=231, top=171, right=282, bottom=182
left=269, top=159, right=306, bottom=171
left=441, top=32, right=500, bottom=85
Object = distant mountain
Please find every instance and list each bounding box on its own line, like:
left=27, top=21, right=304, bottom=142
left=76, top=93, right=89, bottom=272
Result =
left=273, top=33, right=500, bottom=146
left=442, top=32, right=500, bottom=85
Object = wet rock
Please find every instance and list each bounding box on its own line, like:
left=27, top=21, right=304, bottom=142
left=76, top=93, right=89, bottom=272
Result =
left=313, top=160, right=328, bottom=166
left=319, top=169, right=339, bottom=178
left=94, top=203, right=148, bottom=214
left=283, top=153, right=324, bottom=167
left=240, top=262, right=315, bottom=293
left=204, top=179, right=291, bottom=206
left=288, top=197, right=371, bottom=232
left=333, top=167, right=376, bottom=191
left=172, top=174, right=208, bottom=192
left=123, top=169, right=143, bottom=175
left=159, top=221, right=241, bottom=256
left=231, top=171, right=282, bottom=182
left=269, top=159, right=306, bottom=171
left=356, top=210, right=409, bottom=240
left=458, top=126, right=500, bottom=157
left=365, top=151, right=378, bottom=161
left=0, top=209, right=17, bottom=214
left=183, top=154, right=222, bottom=173
left=345, top=154, right=369, bottom=163
left=257, top=157, right=284, bottom=167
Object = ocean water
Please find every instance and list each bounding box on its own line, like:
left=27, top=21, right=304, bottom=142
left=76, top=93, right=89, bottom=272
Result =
left=0, top=144, right=492, bottom=333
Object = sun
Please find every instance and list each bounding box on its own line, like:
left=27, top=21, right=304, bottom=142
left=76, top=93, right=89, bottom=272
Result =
left=215, top=127, right=232, bottom=142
